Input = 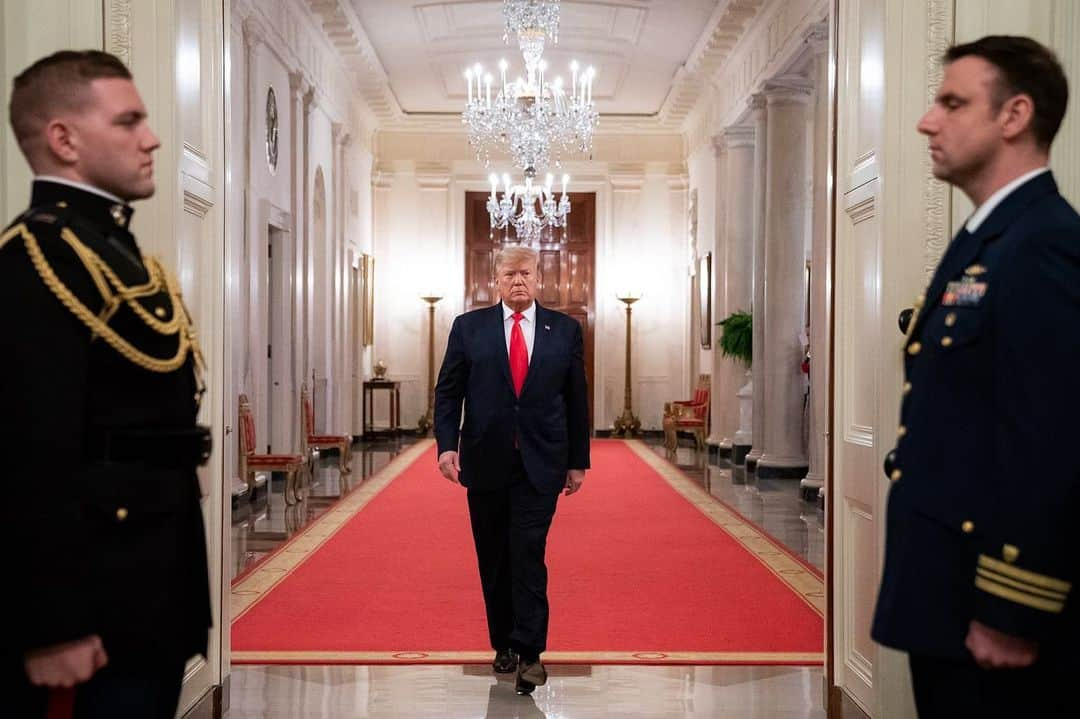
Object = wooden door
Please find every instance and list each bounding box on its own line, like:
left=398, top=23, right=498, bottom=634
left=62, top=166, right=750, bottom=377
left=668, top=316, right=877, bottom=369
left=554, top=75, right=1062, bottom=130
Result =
left=465, top=192, right=595, bottom=425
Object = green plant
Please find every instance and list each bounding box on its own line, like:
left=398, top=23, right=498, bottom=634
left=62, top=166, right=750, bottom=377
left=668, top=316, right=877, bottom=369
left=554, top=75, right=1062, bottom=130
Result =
left=717, top=311, right=752, bottom=365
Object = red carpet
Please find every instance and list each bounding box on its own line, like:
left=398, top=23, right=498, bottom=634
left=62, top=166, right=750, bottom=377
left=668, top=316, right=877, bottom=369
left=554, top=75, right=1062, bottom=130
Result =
left=231, top=440, right=824, bottom=665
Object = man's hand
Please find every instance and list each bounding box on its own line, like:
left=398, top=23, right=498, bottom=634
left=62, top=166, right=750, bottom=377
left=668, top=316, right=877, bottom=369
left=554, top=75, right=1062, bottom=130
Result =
left=565, top=469, right=586, bottom=496
left=438, top=450, right=461, bottom=485
left=24, top=635, right=108, bottom=688
left=965, top=620, right=1039, bottom=669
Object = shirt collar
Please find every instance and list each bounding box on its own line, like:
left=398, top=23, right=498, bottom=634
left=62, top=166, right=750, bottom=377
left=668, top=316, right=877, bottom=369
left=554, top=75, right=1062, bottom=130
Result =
left=34, top=175, right=126, bottom=205
left=503, top=301, right=536, bottom=323
left=965, top=167, right=1050, bottom=233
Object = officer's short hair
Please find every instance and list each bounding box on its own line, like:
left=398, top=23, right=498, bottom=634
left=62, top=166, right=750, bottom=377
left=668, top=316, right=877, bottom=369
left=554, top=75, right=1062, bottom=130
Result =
left=944, top=36, right=1069, bottom=149
left=9, top=50, right=131, bottom=150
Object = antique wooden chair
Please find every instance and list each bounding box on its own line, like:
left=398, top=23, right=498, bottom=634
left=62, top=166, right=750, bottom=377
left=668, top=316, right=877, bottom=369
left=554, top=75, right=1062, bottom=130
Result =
left=238, top=394, right=307, bottom=505
left=662, top=374, right=711, bottom=452
left=300, top=381, right=353, bottom=477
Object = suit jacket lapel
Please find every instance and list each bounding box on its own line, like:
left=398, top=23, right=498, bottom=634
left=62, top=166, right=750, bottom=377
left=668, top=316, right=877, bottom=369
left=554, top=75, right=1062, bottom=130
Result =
left=907, top=172, right=1059, bottom=346
left=493, top=303, right=515, bottom=395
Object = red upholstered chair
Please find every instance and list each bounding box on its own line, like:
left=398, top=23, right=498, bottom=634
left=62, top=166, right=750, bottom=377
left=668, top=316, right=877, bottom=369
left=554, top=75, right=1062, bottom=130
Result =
left=663, top=374, right=711, bottom=452
left=300, top=381, right=352, bottom=476
left=238, top=394, right=307, bottom=505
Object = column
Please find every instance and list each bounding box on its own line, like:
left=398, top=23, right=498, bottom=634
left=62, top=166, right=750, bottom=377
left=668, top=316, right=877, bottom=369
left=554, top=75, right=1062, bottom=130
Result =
left=756, top=77, right=812, bottom=480
left=745, top=94, right=767, bottom=470
left=707, top=138, right=727, bottom=456
left=716, top=125, right=757, bottom=463
left=803, top=25, right=830, bottom=498
left=289, top=71, right=311, bottom=407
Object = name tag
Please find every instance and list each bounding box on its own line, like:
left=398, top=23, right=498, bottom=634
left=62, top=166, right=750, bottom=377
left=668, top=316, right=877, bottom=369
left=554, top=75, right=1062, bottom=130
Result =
left=942, top=278, right=987, bottom=307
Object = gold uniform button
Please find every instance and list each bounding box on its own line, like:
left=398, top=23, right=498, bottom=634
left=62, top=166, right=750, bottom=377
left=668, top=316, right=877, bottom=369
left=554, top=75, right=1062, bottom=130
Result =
left=116, top=507, right=129, bottom=521
left=154, top=307, right=167, bottom=318
left=945, top=313, right=957, bottom=327
left=961, top=520, right=975, bottom=534
left=890, top=469, right=903, bottom=481
left=903, top=381, right=912, bottom=395
left=907, top=342, right=922, bottom=355
left=941, top=336, right=953, bottom=347
left=1003, top=544, right=1020, bottom=563
left=897, top=425, right=907, bottom=438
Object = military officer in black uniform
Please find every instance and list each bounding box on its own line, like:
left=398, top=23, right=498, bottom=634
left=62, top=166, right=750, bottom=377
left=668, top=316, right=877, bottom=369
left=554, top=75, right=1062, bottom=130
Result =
left=2, top=51, right=211, bottom=717
left=871, top=37, right=1080, bottom=717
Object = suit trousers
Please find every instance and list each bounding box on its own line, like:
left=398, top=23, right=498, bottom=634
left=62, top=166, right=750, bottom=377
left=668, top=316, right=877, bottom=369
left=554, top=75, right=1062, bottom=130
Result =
left=909, top=652, right=1072, bottom=718
left=466, top=452, right=560, bottom=662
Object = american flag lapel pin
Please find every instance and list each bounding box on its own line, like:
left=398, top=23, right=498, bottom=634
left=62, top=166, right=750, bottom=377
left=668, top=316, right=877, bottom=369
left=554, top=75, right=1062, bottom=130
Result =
left=544, top=325, right=551, bottom=331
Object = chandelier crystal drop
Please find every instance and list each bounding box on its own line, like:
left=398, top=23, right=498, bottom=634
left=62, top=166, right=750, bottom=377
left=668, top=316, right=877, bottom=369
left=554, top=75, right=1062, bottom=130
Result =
left=503, top=0, right=560, bottom=75
left=487, top=169, right=571, bottom=245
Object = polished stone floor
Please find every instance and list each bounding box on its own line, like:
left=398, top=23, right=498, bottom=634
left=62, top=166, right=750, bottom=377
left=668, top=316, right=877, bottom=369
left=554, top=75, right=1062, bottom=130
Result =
left=226, top=434, right=826, bottom=718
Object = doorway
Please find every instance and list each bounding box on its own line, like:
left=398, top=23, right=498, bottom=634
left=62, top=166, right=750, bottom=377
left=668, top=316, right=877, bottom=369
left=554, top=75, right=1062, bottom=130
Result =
left=464, top=192, right=596, bottom=425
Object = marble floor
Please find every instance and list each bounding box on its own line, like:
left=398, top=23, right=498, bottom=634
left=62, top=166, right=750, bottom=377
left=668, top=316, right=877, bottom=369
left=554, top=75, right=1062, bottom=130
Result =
left=226, top=435, right=827, bottom=718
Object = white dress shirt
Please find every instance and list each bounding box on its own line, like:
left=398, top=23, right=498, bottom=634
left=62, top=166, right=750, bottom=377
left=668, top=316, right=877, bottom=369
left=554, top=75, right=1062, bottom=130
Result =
left=502, top=301, right=536, bottom=362
left=965, top=167, right=1049, bottom=233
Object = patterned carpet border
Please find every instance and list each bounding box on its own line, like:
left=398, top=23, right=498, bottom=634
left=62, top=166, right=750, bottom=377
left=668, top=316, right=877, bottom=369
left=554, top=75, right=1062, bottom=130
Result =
left=624, top=440, right=826, bottom=617
left=231, top=650, right=823, bottom=666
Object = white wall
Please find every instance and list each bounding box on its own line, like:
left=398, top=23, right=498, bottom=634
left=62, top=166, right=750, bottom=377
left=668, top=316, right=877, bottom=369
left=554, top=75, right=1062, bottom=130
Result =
left=371, top=133, right=689, bottom=431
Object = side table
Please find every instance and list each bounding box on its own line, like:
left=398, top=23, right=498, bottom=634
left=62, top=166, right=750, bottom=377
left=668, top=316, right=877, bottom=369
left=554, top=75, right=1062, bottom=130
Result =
left=363, top=380, right=401, bottom=437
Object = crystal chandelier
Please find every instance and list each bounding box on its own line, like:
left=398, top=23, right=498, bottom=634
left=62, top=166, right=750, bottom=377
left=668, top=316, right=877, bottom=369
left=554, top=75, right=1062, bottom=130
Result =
left=487, top=169, right=571, bottom=244
left=463, top=0, right=597, bottom=172
left=463, top=58, right=596, bottom=172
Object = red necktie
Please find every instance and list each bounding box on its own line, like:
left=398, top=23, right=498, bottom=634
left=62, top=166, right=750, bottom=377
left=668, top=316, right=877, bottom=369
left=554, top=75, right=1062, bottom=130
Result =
left=509, top=312, right=529, bottom=396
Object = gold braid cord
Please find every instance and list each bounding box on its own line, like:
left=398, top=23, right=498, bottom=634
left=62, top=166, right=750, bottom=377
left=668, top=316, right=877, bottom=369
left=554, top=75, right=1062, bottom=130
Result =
left=4, top=222, right=204, bottom=378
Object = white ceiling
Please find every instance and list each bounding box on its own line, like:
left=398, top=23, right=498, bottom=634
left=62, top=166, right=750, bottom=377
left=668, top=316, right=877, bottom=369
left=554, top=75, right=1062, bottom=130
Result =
left=348, top=0, right=722, bottom=116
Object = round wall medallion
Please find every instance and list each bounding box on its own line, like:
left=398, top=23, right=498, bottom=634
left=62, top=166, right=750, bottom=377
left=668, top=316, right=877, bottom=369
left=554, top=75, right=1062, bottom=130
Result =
left=265, top=86, right=279, bottom=172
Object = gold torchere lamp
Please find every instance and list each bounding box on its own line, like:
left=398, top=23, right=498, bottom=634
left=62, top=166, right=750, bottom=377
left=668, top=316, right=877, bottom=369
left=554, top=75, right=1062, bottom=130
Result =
left=613, top=291, right=642, bottom=436
left=416, top=294, right=443, bottom=435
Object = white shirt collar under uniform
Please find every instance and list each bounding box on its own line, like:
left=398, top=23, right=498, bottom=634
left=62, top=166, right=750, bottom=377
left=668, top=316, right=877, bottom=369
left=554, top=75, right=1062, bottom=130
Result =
left=502, top=301, right=536, bottom=361
left=35, top=175, right=126, bottom=206
left=964, top=167, right=1049, bottom=233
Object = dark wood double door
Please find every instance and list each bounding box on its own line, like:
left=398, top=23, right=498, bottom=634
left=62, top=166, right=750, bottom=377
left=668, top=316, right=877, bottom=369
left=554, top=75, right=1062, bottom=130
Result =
left=464, top=191, right=596, bottom=426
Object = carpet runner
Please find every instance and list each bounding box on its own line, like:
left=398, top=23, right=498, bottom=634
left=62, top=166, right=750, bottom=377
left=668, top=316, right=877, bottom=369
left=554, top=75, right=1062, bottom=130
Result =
left=231, top=439, right=824, bottom=665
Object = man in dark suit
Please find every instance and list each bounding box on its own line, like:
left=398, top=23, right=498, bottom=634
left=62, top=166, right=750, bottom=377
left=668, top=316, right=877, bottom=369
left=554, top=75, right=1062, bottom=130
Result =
left=872, top=36, right=1079, bottom=717
left=434, top=244, right=590, bottom=695
left=2, top=51, right=211, bottom=717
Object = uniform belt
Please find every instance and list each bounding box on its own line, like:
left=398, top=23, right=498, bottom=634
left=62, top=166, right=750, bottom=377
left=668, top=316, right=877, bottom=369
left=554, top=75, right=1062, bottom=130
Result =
left=97, top=425, right=213, bottom=469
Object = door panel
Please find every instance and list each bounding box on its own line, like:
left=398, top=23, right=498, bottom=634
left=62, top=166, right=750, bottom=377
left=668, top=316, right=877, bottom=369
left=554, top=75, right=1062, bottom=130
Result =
left=464, top=192, right=595, bottom=425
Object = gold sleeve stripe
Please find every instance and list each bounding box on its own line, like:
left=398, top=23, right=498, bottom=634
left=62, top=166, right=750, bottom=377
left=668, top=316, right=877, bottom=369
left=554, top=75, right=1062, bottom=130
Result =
left=975, top=567, right=1068, bottom=601
left=975, top=577, right=1065, bottom=613
left=977, top=555, right=1072, bottom=593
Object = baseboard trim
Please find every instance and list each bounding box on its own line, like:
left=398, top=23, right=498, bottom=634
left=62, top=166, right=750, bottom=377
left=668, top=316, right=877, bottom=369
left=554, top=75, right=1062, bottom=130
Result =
left=180, top=683, right=221, bottom=719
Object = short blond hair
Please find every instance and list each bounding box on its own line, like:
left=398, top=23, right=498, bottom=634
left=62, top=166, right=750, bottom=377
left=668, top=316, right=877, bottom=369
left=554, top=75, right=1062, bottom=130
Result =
left=494, top=245, right=539, bottom=273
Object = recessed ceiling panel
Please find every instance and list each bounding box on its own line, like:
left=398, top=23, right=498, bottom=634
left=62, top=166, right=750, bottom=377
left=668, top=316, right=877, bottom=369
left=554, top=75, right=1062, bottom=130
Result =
left=350, top=0, right=721, bottom=115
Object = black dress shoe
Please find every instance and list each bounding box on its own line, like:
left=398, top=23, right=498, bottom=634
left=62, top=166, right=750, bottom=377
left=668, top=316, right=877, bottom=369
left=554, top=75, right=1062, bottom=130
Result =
left=492, top=648, right=518, bottom=673
left=515, top=659, right=547, bottom=695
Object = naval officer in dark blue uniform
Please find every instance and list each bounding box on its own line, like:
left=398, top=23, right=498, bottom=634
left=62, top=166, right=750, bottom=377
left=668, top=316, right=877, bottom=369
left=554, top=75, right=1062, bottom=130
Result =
left=871, top=36, right=1080, bottom=717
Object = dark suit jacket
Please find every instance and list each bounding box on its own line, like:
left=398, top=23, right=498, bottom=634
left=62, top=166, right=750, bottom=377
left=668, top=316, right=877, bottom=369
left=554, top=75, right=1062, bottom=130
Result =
left=872, top=171, right=1080, bottom=658
left=434, top=302, right=590, bottom=494
left=1, top=182, right=211, bottom=671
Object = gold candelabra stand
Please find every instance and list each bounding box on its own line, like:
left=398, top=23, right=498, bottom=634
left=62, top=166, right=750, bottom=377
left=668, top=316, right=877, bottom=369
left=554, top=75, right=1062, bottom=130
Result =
left=613, top=293, right=642, bottom=437
left=416, top=295, right=443, bottom=435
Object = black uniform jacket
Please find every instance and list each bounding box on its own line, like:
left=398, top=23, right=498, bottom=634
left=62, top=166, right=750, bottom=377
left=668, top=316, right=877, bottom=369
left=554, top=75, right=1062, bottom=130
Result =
left=0, top=181, right=211, bottom=670
left=872, top=171, right=1080, bottom=658
left=433, top=302, right=590, bottom=494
